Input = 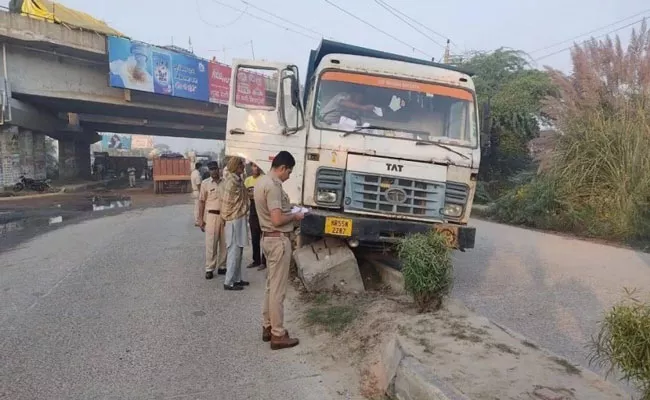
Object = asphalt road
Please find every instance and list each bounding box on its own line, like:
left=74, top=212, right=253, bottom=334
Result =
left=0, top=205, right=341, bottom=400
left=453, top=219, right=650, bottom=388
left=3, top=203, right=649, bottom=398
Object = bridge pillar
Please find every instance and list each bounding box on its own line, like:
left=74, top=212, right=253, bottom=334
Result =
left=0, top=125, right=47, bottom=190
left=58, top=137, right=91, bottom=181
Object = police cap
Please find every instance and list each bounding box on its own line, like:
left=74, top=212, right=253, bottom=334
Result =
left=207, top=161, right=219, bottom=170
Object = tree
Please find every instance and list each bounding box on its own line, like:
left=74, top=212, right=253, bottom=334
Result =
left=154, top=143, right=170, bottom=152
left=461, top=49, right=556, bottom=184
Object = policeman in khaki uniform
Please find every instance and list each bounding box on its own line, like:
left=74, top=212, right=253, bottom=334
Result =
left=254, top=151, right=305, bottom=350
left=198, top=161, right=227, bottom=279
left=191, top=163, right=203, bottom=226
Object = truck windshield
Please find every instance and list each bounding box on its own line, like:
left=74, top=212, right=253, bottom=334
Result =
left=314, top=71, right=477, bottom=147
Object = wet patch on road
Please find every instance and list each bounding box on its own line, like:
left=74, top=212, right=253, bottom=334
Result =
left=0, top=194, right=133, bottom=252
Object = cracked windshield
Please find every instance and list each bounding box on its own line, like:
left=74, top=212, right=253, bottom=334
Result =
left=315, top=71, right=477, bottom=146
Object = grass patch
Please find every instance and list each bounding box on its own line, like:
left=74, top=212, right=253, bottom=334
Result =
left=305, top=304, right=360, bottom=335
left=313, top=293, right=329, bottom=305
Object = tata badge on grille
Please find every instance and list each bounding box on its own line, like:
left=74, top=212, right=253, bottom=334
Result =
left=385, top=188, right=408, bottom=204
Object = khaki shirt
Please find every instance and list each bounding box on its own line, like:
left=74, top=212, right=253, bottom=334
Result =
left=199, top=177, right=223, bottom=211
left=191, top=169, right=202, bottom=192
left=254, top=174, right=293, bottom=233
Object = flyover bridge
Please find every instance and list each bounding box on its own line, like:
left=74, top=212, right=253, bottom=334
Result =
left=0, top=10, right=231, bottom=185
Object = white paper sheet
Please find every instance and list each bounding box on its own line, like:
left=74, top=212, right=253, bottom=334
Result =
left=291, top=206, right=311, bottom=214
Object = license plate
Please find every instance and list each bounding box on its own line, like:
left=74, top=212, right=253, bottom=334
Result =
left=324, top=217, right=353, bottom=237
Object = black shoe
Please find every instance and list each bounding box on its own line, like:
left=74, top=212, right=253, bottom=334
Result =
left=224, top=284, right=244, bottom=291
left=217, top=268, right=227, bottom=275
left=247, top=262, right=259, bottom=269
left=234, top=280, right=250, bottom=287
left=205, top=271, right=214, bottom=280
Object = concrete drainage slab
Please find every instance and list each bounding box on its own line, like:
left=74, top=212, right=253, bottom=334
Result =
left=375, top=299, right=628, bottom=400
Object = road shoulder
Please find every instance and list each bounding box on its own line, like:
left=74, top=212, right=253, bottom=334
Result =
left=292, top=290, right=628, bottom=400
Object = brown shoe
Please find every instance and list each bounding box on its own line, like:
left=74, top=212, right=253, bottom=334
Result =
left=262, top=326, right=272, bottom=342
left=270, top=332, right=299, bottom=350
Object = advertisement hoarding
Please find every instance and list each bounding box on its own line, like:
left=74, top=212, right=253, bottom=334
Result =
left=108, top=36, right=267, bottom=106
left=101, top=133, right=132, bottom=150
left=108, top=36, right=209, bottom=102
left=208, top=62, right=267, bottom=106
left=131, top=135, right=154, bottom=149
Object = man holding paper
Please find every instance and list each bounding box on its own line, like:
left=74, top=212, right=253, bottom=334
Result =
left=254, top=151, right=305, bottom=350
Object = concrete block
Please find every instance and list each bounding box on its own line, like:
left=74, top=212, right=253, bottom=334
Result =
left=294, top=238, right=365, bottom=293
left=394, top=357, right=455, bottom=400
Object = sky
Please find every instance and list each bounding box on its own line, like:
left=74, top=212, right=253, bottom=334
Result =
left=4, top=0, right=649, bottom=151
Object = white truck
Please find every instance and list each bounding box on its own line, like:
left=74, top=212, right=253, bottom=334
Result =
left=224, top=40, right=484, bottom=251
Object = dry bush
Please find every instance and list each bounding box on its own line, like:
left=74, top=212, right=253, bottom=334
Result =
left=526, top=21, right=650, bottom=241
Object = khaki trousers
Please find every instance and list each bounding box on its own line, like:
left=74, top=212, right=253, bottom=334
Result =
left=205, top=212, right=227, bottom=272
left=191, top=191, right=200, bottom=225
left=262, top=235, right=292, bottom=337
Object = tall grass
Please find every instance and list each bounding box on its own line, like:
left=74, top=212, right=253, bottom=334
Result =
left=550, top=103, right=650, bottom=240
left=492, top=21, right=650, bottom=243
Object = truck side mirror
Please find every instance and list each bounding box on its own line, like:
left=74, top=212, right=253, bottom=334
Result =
left=280, top=71, right=305, bottom=134
left=290, top=77, right=300, bottom=107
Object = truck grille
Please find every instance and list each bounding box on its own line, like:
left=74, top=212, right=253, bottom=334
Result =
left=316, top=167, right=345, bottom=191
left=345, top=172, right=446, bottom=219
left=315, top=167, right=345, bottom=206
left=445, top=182, right=469, bottom=205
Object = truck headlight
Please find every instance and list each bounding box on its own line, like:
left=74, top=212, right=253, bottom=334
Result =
left=317, top=190, right=338, bottom=203
left=441, top=204, right=463, bottom=217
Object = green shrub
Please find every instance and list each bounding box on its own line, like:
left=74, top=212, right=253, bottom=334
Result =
left=397, top=231, right=453, bottom=312
left=589, top=291, right=650, bottom=398
left=473, top=180, right=493, bottom=204
left=488, top=173, right=571, bottom=231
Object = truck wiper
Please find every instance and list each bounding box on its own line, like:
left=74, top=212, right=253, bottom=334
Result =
left=341, top=125, right=395, bottom=137
left=415, top=140, right=470, bottom=160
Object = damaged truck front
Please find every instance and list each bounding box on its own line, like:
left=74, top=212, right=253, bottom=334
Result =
left=224, top=40, right=485, bottom=251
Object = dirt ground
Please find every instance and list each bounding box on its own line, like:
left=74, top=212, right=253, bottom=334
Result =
left=288, top=285, right=627, bottom=400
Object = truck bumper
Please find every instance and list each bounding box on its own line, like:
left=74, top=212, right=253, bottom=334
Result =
left=300, top=211, right=476, bottom=250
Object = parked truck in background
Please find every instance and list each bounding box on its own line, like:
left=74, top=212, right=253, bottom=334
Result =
left=93, top=152, right=148, bottom=181
left=224, top=40, right=485, bottom=251
left=152, top=155, right=191, bottom=194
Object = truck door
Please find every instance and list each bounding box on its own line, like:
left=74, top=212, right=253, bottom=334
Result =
left=225, top=60, right=307, bottom=203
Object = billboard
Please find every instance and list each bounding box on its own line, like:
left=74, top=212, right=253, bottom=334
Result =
left=101, top=133, right=132, bottom=150
left=107, top=35, right=267, bottom=105
left=208, top=62, right=267, bottom=106
left=108, top=36, right=209, bottom=102
left=131, top=135, right=154, bottom=149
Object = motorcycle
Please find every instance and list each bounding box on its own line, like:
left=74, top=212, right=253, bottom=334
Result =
left=13, top=176, right=51, bottom=192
